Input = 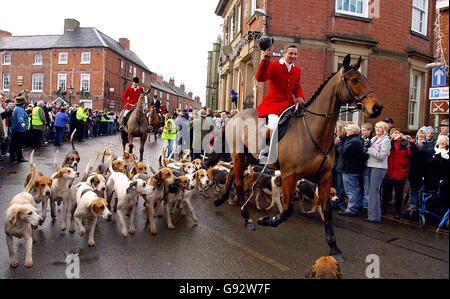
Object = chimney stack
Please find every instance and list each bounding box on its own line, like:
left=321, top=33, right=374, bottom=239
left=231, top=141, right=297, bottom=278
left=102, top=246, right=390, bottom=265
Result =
left=0, top=30, right=12, bottom=37
left=180, top=83, right=185, bottom=91
left=156, top=75, right=164, bottom=84
left=188, top=92, right=193, bottom=99
left=169, top=77, right=175, bottom=86
left=119, top=38, right=130, bottom=51
left=64, top=19, right=80, bottom=32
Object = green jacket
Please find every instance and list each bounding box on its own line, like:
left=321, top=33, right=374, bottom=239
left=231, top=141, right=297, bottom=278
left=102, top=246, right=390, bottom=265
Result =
left=76, top=107, right=88, bottom=122
left=162, top=118, right=177, bottom=140
left=31, top=106, right=47, bottom=131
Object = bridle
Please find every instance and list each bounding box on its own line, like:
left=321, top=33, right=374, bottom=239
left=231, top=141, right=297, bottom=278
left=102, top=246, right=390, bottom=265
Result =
left=294, top=67, right=376, bottom=178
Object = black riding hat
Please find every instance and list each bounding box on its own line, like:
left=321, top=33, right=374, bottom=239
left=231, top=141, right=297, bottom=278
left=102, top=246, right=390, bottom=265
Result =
left=258, top=35, right=274, bottom=51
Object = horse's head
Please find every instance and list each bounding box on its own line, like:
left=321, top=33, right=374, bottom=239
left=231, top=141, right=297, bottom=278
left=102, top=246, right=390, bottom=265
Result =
left=338, top=54, right=383, bottom=118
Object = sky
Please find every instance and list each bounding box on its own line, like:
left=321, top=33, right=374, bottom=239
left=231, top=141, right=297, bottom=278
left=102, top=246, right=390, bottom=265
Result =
left=0, top=0, right=224, bottom=105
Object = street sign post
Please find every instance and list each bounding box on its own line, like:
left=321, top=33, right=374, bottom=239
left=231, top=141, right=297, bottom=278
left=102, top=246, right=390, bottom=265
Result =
left=432, top=67, right=446, bottom=87
left=429, top=87, right=449, bottom=100
left=430, top=100, right=449, bottom=114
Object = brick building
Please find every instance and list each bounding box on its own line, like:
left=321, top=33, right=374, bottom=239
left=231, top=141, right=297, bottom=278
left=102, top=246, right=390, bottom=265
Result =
left=215, top=0, right=442, bottom=132
left=150, top=74, right=202, bottom=113
left=0, top=19, right=201, bottom=113
left=0, top=19, right=153, bottom=111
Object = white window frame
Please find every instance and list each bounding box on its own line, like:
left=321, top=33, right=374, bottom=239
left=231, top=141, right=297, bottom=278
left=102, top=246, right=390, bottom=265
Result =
left=81, top=52, right=91, bottom=64
left=236, top=4, right=241, bottom=33
left=230, top=14, right=235, bottom=41
left=160, top=91, right=163, bottom=98
left=32, top=73, right=44, bottom=92
left=335, top=0, right=368, bottom=18
left=408, top=70, right=422, bottom=130
left=34, top=53, right=43, bottom=65
left=59, top=53, right=68, bottom=64
left=167, top=93, right=169, bottom=100
left=58, top=73, right=67, bottom=91
left=411, top=0, right=428, bottom=36
left=2, top=53, right=11, bottom=65
left=154, top=89, right=157, bottom=96
left=2, top=73, right=10, bottom=91
left=251, top=0, right=257, bottom=16
left=80, top=74, right=90, bottom=92
left=142, top=72, right=145, bottom=84
left=133, top=67, right=136, bottom=78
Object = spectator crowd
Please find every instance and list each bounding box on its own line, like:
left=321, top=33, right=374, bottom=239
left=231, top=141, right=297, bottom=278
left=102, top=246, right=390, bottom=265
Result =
left=333, top=117, right=449, bottom=224
left=2, top=90, right=448, bottom=227
left=1, top=90, right=119, bottom=162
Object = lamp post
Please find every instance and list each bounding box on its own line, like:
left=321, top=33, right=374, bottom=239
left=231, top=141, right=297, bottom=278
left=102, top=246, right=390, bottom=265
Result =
left=68, top=86, right=74, bottom=107
left=254, top=8, right=272, bottom=34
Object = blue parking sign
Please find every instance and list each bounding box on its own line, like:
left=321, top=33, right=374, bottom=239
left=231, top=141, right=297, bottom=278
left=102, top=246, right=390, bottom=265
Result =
left=432, top=67, right=446, bottom=87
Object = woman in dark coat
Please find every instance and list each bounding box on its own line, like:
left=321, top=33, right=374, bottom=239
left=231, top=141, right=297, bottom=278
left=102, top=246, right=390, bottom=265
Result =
left=10, top=96, right=29, bottom=162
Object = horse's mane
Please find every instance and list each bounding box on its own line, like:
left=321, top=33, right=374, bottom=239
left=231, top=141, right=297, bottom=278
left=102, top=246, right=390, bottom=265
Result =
left=304, top=71, right=338, bottom=108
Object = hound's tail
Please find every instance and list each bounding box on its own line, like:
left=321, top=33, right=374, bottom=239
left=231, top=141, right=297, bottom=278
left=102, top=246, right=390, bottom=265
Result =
left=81, top=157, right=95, bottom=182
left=101, top=145, right=113, bottom=164
left=159, top=145, right=168, bottom=167
left=70, top=129, right=77, bottom=150
left=108, top=156, right=115, bottom=175
left=54, top=150, right=59, bottom=172
left=24, top=150, right=36, bottom=193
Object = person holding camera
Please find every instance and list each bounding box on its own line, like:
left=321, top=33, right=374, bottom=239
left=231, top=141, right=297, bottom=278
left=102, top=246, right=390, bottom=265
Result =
left=381, top=128, right=412, bottom=219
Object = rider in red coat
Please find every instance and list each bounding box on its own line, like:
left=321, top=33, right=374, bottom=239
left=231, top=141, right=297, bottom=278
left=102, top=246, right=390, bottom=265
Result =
left=256, top=44, right=306, bottom=159
left=120, top=76, right=143, bottom=131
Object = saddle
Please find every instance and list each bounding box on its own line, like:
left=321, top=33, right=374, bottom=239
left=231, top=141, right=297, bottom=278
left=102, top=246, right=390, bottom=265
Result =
left=123, top=107, right=136, bottom=128
left=262, top=106, right=297, bottom=164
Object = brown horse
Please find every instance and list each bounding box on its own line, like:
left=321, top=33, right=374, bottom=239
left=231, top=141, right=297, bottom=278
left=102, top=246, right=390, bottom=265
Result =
left=147, top=105, right=160, bottom=143
left=215, top=55, right=383, bottom=262
left=121, top=89, right=150, bottom=161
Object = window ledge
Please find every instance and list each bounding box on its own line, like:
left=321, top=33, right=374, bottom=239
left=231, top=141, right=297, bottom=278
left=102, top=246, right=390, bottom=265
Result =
left=334, top=12, right=371, bottom=23
left=247, top=13, right=258, bottom=26
left=410, top=29, right=430, bottom=40
left=80, top=62, right=91, bottom=65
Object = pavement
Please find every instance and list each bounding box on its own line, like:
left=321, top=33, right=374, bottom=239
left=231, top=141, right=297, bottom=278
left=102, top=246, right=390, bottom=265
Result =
left=0, top=134, right=448, bottom=279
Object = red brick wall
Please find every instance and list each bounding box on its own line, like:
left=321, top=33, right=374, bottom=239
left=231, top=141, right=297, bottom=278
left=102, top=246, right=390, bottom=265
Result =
left=1, top=47, right=152, bottom=112
left=248, top=0, right=436, bottom=131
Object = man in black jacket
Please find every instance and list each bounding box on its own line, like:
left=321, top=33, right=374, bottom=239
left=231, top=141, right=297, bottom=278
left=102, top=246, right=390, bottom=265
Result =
left=338, top=123, right=366, bottom=217
left=151, top=95, right=161, bottom=114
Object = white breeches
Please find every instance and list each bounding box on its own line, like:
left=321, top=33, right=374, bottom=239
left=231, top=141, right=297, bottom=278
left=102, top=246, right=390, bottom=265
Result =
left=266, top=114, right=279, bottom=131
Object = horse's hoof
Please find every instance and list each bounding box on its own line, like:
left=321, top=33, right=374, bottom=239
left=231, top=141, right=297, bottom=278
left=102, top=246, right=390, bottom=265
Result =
left=257, top=216, right=278, bottom=227
left=245, top=222, right=255, bottom=230
left=331, top=253, right=344, bottom=263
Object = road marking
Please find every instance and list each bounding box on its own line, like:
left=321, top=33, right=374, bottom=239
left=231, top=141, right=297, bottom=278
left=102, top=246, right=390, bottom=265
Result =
left=198, top=223, right=290, bottom=272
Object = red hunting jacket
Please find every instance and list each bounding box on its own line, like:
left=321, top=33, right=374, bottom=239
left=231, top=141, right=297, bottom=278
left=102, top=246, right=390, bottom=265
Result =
left=122, top=86, right=143, bottom=110
left=256, top=59, right=304, bottom=117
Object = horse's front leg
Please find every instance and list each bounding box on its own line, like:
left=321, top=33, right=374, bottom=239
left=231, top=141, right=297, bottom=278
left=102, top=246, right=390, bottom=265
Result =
left=319, top=172, right=344, bottom=262
left=258, top=174, right=297, bottom=227
left=139, top=135, right=146, bottom=162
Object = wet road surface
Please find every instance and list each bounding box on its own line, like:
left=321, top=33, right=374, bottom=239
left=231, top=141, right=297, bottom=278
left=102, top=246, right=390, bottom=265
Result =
left=0, top=134, right=448, bottom=279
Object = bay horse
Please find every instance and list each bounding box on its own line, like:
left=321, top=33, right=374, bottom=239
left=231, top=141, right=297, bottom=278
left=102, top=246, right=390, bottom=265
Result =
left=214, top=55, right=383, bottom=262
left=147, top=105, right=160, bottom=143
left=121, top=89, right=150, bottom=162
